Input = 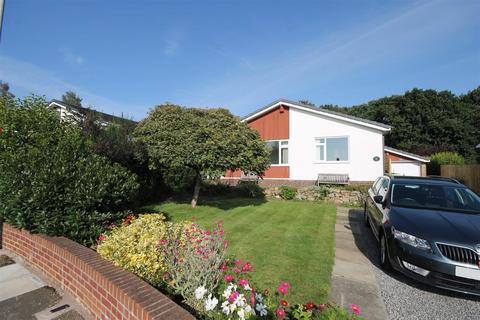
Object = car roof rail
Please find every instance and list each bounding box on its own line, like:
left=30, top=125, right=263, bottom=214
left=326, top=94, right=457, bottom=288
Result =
left=425, top=175, right=462, bottom=184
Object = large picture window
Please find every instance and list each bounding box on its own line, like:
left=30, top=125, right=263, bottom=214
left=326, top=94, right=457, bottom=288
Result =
left=315, top=137, right=349, bottom=162
left=266, top=140, right=288, bottom=165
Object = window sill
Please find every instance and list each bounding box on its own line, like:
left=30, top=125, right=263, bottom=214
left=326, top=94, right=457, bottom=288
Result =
left=269, top=164, right=290, bottom=167
left=313, top=161, right=350, bottom=164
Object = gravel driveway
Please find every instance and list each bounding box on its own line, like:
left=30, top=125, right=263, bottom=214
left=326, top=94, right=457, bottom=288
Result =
left=351, top=209, right=480, bottom=320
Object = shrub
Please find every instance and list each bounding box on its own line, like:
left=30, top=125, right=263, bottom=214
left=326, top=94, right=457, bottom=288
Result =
left=304, top=186, right=330, bottom=200
left=0, top=96, right=139, bottom=245
left=279, top=186, right=298, bottom=200
left=97, top=214, right=189, bottom=287
left=235, top=181, right=265, bottom=198
left=428, top=151, right=465, bottom=175
left=159, top=222, right=227, bottom=312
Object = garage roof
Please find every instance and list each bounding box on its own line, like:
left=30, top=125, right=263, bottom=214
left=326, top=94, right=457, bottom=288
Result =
left=384, top=146, right=430, bottom=163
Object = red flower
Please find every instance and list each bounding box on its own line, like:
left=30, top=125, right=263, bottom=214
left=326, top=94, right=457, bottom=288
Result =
left=98, top=235, right=107, bottom=242
left=0, top=127, right=3, bottom=135
left=278, top=283, right=289, bottom=295
left=234, top=259, right=243, bottom=265
left=275, top=308, right=286, bottom=318
left=232, top=267, right=240, bottom=273
left=349, top=304, right=361, bottom=316
left=238, top=278, right=249, bottom=288
left=241, top=262, right=253, bottom=272
left=228, top=291, right=239, bottom=303
left=224, top=274, right=234, bottom=282
left=280, top=299, right=289, bottom=306
left=220, top=263, right=228, bottom=272
left=304, top=302, right=315, bottom=310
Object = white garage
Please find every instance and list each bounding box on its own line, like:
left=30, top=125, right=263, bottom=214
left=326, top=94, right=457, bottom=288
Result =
left=385, top=147, right=430, bottom=177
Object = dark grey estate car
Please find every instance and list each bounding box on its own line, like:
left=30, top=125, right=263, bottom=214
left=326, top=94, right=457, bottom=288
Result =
left=364, top=175, right=480, bottom=296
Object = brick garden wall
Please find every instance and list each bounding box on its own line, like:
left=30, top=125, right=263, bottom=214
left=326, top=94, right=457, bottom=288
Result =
left=1, top=223, right=194, bottom=320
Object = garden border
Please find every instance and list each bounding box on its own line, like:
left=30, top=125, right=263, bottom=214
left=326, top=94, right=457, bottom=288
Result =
left=1, top=223, right=194, bottom=320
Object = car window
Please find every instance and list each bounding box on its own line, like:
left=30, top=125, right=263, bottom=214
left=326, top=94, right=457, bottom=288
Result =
left=378, top=178, right=389, bottom=198
left=391, top=183, right=480, bottom=213
left=372, top=178, right=383, bottom=195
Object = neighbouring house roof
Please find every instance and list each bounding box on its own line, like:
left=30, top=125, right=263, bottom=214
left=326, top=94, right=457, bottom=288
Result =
left=384, top=146, right=430, bottom=163
left=242, top=99, right=392, bottom=133
left=49, top=100, right=137, bottom=125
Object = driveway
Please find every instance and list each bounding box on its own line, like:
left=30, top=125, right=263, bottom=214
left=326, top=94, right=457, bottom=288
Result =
left=349, top=209, right=480, bottom=320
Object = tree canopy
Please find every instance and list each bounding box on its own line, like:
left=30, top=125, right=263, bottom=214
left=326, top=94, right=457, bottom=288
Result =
left=134, top=104, right=270, bottom=207
left=62, top=91, right=83, bottom=107
left=0, top=81, right=14, bottom=99
left=312, top=87, right=480, bottom=163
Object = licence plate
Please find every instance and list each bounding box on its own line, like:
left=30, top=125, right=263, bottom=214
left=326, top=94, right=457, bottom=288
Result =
left=455, top=266, right=480, bottom=281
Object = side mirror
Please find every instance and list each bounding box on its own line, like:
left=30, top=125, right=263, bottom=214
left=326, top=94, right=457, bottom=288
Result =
left=373, top=195, right=384, bottom=204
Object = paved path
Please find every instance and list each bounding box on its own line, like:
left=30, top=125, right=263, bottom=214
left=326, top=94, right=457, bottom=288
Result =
left=330, top=207, right=388, bottom=320
left=334, top=208, right=480, bottom=320
left=0, top=250, right=87, bottom=320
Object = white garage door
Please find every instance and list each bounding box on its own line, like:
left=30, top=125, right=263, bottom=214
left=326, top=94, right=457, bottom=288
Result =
left=391, top=161, right=421, bottom=176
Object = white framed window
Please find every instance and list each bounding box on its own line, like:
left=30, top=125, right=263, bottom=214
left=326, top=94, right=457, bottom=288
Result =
left=266, top=140, right=288, bottom=165
left=315, top=136, right=349, bottom=162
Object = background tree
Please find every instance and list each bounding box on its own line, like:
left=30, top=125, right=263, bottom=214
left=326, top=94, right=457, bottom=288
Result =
left=298, top=100, right=316, bottom=107
left=62, top=91, right=83, bottom=107
left=319, top=87, right=480, bottom=163
left=134, top=104, right=271, bottom=207
left=0, top=81, right=14, bottom=98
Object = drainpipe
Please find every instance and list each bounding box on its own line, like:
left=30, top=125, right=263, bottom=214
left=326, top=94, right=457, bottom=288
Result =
left=0, top=0, right=5, bottom=43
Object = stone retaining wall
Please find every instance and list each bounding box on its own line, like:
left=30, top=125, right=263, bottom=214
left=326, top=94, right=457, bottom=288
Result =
left=1, top=223, right=193, bottom=320
left=264, top=186, right=367, bottom=205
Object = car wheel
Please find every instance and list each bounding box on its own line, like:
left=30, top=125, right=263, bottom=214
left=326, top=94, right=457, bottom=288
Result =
left=380, top=232, right=392, bottom=270
left=363, top=202, right=370, bottom=228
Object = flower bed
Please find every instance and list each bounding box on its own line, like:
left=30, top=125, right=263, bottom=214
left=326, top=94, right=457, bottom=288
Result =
left=97, top=214, right=363, bottom=320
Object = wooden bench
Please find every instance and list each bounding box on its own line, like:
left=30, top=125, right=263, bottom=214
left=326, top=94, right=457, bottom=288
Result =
left=316, top=173, right=349, bottom=185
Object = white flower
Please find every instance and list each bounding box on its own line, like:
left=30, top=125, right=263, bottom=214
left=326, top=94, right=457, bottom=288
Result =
left=245, top=305, right=252, bottom=313
left=237, top=308, right=245, bottom=320
left=194, top=286, right=207, bottom=300
left=256, top=303, right=267, bottom=317
left=204, top=294, right=218, bottom=311
left=255, top=292, right=264, bottom=303
left=222, top=301, right=231, bottom=315
left=244, top=284, right=252, bottom=291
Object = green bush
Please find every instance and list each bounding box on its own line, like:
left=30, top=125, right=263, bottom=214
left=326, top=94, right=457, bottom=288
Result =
left=428, top=152, right=465, bottom=175
left=305, top=185, right=330, bottom=200
left=0, top=96, right=139, bottom=245
left=235, top=180, right=265, bottom=198
left=279, top=185, right=298, bottom=200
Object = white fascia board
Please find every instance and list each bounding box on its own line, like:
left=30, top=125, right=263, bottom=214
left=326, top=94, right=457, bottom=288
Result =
left=243, top=101, right=391, bottom=133
left=384, top=147, right=430, bottom=163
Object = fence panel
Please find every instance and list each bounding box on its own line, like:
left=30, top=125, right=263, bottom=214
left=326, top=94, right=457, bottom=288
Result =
left=441, top=165, right=480, bottom=193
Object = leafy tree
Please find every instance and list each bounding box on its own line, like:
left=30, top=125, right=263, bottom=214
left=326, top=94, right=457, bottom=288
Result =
left=134, top=104, right=270, bottom=207
left=299, top=100, right=316, bottom=107
left=428, top=152, right=465, bottom=175
left=62, top=90, right=82, bottom=107
left=0, top=96, right=139, bottom=245
left=0, top=81, right=14, bottom=99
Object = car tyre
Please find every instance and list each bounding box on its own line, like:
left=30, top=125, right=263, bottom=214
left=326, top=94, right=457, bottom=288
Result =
left=380, top=232, right=392, bottom=271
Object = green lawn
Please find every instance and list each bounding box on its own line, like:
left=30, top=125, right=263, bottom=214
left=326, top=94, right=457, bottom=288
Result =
left=143, top=198, right=336, bottom=303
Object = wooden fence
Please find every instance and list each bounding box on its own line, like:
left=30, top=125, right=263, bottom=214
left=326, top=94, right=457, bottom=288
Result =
left=441, top=165, right=480, bottom=193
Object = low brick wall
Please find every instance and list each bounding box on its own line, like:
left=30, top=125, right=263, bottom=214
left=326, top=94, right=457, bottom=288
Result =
left=1, top=223, right=193, bottom=320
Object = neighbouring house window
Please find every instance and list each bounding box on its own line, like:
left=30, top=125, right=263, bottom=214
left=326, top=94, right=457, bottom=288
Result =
left=266, top=140, right=288, bottom=165
left=315, top=137, right=349, bottom=162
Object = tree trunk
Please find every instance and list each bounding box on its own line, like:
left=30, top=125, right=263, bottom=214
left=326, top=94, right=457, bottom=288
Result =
left=191, top=174, right=201, bottom=208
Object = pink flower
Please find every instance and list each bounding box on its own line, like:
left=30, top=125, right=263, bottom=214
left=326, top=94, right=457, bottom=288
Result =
left=350, top=304, right=361, bottom=316
left=275, top=308, right=286, bottom=318
left=98, top=235, right=107, bottom=242
left=105, top=223, right=115, bottom=230
left=228, top=291, right=239, bottom=303
left=238, top=278, right=249, bottom=288
left=234, top=259, right=243, bottom=265
left=224, top=274, right=234, bottom=282
left=278, top=283, right=289, bottom=295
left=232, top=267, right=240, bottom=273
left=220, top=263, right=228, bottom=272
left=204, top=231, right=212, bottom=236
left=159, top=239, right=168, bottom=245
left=280, top=282, right=291, bottom=289
left=223, top=240, right=229, bottom=249
left=317, top=303, right=327, bottom=311
left=241, top=262, right=253, bottom=272
left=249, top=293, right=256, bottom=306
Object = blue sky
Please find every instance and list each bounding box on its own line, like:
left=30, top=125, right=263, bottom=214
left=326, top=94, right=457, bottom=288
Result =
left=1, top=0, right=479, bottom=120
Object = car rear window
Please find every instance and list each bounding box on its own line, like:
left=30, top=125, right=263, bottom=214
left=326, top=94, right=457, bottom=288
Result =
left=391, top=183, right=480, bottom=213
